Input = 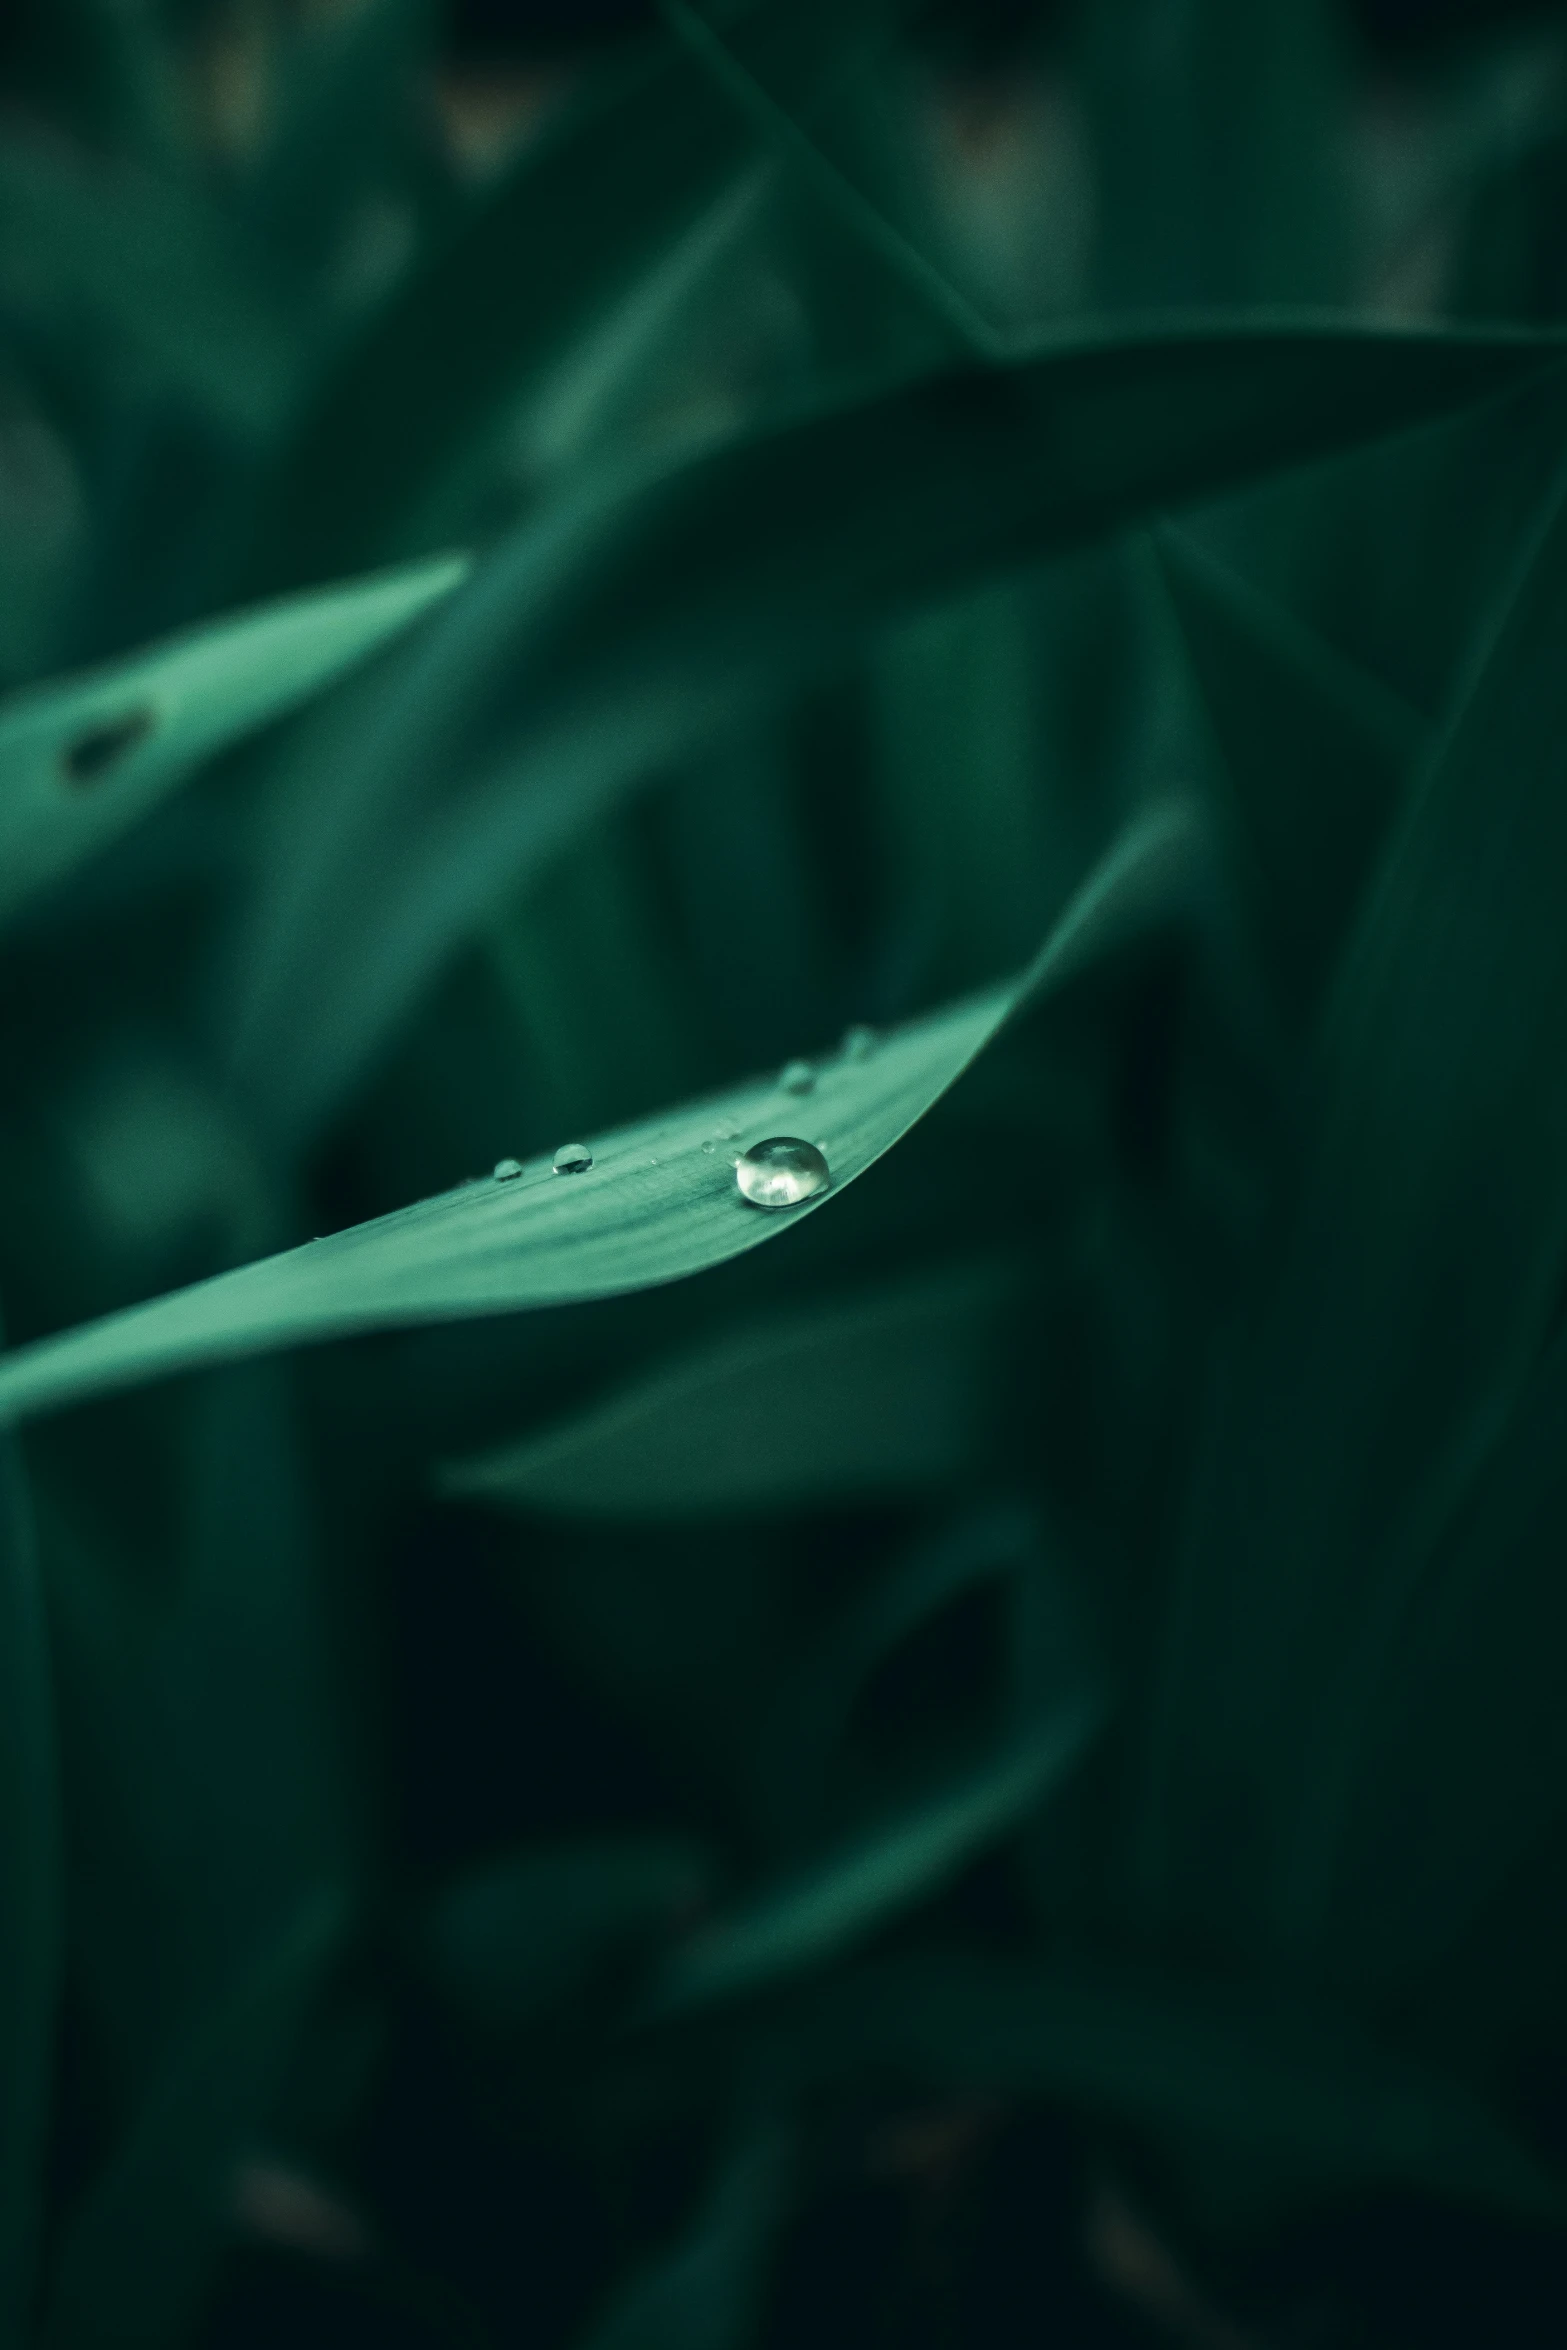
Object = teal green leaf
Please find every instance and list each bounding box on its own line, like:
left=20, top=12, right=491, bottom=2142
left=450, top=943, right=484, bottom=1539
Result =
left=0, top=798, right=1204, bottom=1426
left=800, top=1952, right=1560, bottom=2217
left=241, top=0, right=854, bottom=587
left=1157, top=525, right=1425, bottom=1024
left=655, top=1696, right=1105, bottom=2015
left=1138, top=416, right=1567, bottom=1960
left=577, top=2120, right=793, bottom=2350
left=0, top=1420, right=58, bottom=2350
left=426, top=1837, right=709, bottom=2034
left=440, top=1263, right=1018, bottom=1521
left=0, top=553, right=467, bottom=928
left=45, top=1889, right=347, bottom=2350
left=228, top=322, right=1562, bottom=1146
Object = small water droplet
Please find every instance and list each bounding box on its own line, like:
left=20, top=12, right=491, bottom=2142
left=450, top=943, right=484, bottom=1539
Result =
left=735, top=1136, right=830, bottom=1211
left=700, top=1139, right=718, bottom=1155
left=553, top=1142, right=593, bottom=1175
left=840, top=1023, right=876, bottom=1062
left=779, top=1058, right=815, bottom=1095
left=492, top=1157, right=524, bottom=1181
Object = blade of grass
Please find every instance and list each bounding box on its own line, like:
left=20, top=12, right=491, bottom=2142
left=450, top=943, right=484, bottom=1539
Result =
left=0, top=798, right=1205, bottom=1426
left=0, top=552, right=466, bottom=929
left=654, top=1695, right=1104, bottom=2015
left=439, top=1263, right=1017, bottom=1521
left=228, top=321, right=1561, bottom=1149
left=239, top=0, right=861, bottom=589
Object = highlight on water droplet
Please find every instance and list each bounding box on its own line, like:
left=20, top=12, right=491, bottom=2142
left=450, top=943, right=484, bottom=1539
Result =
left=553, top=1142, right=593, bottom=1175
left=492, top=1157, right=524, bottom=1181
left=735, top=1136, right=830, bottom=1211
left=840, top=1023, right=876, bottom=1062
left=779, top=1058, right=815, bottom=1095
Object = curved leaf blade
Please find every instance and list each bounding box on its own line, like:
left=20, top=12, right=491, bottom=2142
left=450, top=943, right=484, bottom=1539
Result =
left=655, top=1696, right=1105, bottom=2016
left=0, top=553, right=467, bottom=928
left=0, top=799, right=1205, bottom=1427
left=229, top=323, right=1563, bottom=1147
left=439, top=1263, right=1018, bottom=1521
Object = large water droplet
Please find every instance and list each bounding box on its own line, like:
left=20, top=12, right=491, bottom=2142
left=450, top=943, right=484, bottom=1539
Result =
left=840, top=1023, right=876, bottom=1062
left=492, top=1157, right=524, bottom=1182
left=779, top=1058, right=815, bottom=1095
left=735, top=1136, right=830, bottom=1210
left=553, top=1142, right=593, bottom=1175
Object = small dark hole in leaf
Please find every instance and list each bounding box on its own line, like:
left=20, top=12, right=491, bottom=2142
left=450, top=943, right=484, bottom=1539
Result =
left=61, top=705, right=156, bottom=787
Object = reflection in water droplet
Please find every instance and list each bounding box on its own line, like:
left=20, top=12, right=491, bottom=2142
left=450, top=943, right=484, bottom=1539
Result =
left=735, top=1136, right=830, bottom=1211
left=553, top=1142, right=593, bottom=1175
left=779, top=1059, right=815, bottom=1095
left=492, top=1157, right=524, bottom=1181
left=840, top=1023, right=876, bottom=1062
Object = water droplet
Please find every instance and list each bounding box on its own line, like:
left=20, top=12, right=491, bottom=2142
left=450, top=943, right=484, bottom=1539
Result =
left=779, top=1058, right=815, bottom=1095
left=840, top=1023, right=876, bottom=1062
left=735, top=1136, right=830, bottom=1211
left=553, top=1142, right=593, bottom=1175
left=62, top=704, right=156, bottom=787
left=492, top=1157, right=524, bottom=1181
left=700, top=1139, right=718, bottom=1155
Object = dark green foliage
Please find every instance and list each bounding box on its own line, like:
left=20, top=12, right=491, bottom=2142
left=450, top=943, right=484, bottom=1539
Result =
left=7, top=3, right=1567, bottom=2347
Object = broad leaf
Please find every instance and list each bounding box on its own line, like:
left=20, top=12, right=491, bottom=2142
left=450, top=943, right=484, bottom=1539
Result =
left=0, top=800, right=1206, bottom=1425
left=0, top=553, right=466, bottom=928
left=440, top=1263, right=1018, bottom=1521
left=225, top=321, right=1560, bottom=1148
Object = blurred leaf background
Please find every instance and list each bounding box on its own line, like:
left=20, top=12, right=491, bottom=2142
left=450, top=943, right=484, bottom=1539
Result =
left=5, top=0, right=1567, bottom=2344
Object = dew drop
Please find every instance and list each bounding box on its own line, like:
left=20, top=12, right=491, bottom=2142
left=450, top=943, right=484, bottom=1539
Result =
left=553, top=1142, right=593, bottom=1175
left=840, top=1023, right=876, bottom=1062
left=492, top=1157, right=524, bottom=1181
left=700, top=1139, right=718, bottom=1155
left=735, top=1136, right=830, bottom=1211
left=779, top=1058, right=815, bottom=1095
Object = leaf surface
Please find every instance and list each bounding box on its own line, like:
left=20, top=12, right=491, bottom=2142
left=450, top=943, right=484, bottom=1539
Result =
left=0, top=799, right=1205, bottom=1425
left=0, top=554, right=466, bottom=927
left=440, top=1264, right=1017, bottom=1520
left=228, top=322, right=1561, bottom=1146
